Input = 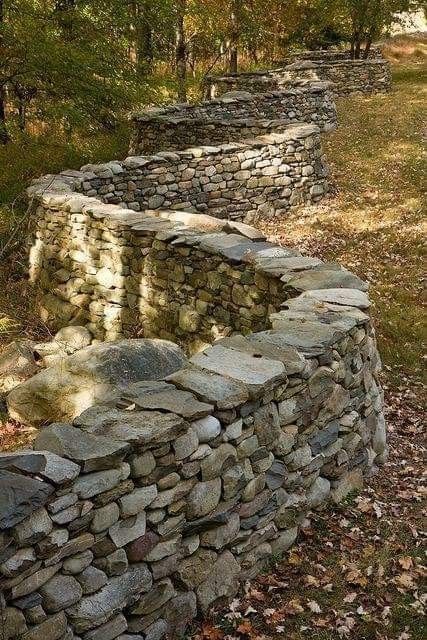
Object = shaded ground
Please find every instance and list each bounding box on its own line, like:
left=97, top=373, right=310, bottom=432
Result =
left=189, top=64, right=426, bottom=640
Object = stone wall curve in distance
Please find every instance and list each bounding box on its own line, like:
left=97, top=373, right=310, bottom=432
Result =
left=204, top=58, right=391, bottom=98
left=130, top=83, right=337, bottom=154
left=2, top=179, right=387, bottom=640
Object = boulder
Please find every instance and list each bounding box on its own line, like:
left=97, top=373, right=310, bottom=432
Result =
left=7, top=339, right=187, bottom=425
left=0, top=340, right=39, bottom=393
left=0, top=471, right=53, bottom=530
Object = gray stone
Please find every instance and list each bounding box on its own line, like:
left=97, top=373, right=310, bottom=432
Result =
left=270, top=527, right=298, bottom=554
left=72, top=464, right=130, bottom=499
left=77, top=409, right=185, bottom=448
left=144, top=620, right=168, bottom=640
left=83, top=613, right=127, bottom=640
left=44, top=533, right=94, bottom=566
left=14, top=508, right=52, bottom=544
left=307, top=476, right=330, bottom=508
left=109, top=512, right=146, bottom=547
left=121, top=382, right=212, bottom=418
left=129, top=451, right=156, bottom=478
left=300, top=288, right=370, bottom=309
left=187, top=478, right=221, bottom=519
left=0, top=547, right=37, bottom=577
left=175, top=549, right=217, bottom=588
left=95, top=549, right=128, bottom=576
left=52, top=325, right=92, bottom=354
left=76, top=566, right=108, bottom=594
left=191, top=344, right=286, bottom=396
left=0, top=340, right=38, bottom=393
left=191, top=415, right=221, bottom=442
left=144, top=535, right=181, bottom=562
left=200, top=443, right=237, bottom=480
left=20, top=611, right=67, bottom=640
left=0, top=471, right=53, bottom=530
left=167, top=368, right=249, bottom=409
left=200, top=512, right=240, bottom=549
left=284, top=268, right=367, bottom=292
left=253, top=402, right=281, bottom=446
left=2, top=607, right=27, bottom=640
left=91, top=503, right=120, bottom=533
left=309, top=421, right=340, bottom=454
left=47, top=494, right=78, bottom=515
left=23, top=604, right=46, bottom=625
left=62, top=550, right=94, bottom=574
left=162, top=592, right=197, bottom=637
left=67, top=565, right=153, bottom=632
left=173, top=429, right=199, bottom=460
left=131, top=579, right=175, bottom=615
left=118, top=486, right=157, bottom=516
left=39, top=574, right=82, bottom=612
left=11, top=564, right=62, bottom=599
left=150, top=479, right=196, bottom=509
left=7, top=339, right=186, bottom=425
left=196, top=551, right=240, bottom=612
left=34, top=425, right=129, bottom=473
left=0, top=451, right=80, bottom=485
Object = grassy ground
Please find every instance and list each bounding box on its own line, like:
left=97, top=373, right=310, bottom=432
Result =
left=188, top=62, right=426, bottom=640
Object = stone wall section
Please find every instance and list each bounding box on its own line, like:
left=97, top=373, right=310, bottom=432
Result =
left=130, top=84, right=337, bottom=154
left=3, top=185, right=386, bottom=640
left=33, top=125, right=328, bottom=228
left=204, top=59, right=391, bottom=98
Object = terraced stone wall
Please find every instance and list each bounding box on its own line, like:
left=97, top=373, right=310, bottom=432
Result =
left=205, top=59, right=391, bottom=98
left=4, top=185, right=386, bottom=640
left=31, top=125, right=328, bottom=230
left=130, top=83, right=337, bottom=153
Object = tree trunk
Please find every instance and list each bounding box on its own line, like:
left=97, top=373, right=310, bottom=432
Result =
left=130, top=1, right=153, bottom=73
left=364, top=35, right=372, bottom=59
left=0, top=0, right=9, bottom=143
left=175, top=0, right=187, bottom=102
left=229, top=0, right=240, bottom=73
left=354, top=31, right=361, bottom=59
left=0, top=86, right=9, bottom=144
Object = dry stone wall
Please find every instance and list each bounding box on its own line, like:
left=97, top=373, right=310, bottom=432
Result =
left=33, top=125, right=328, bottom=228
left=3, top=181, right=386, bottom=640
left=130, top=83, right=337, bottom=154
left=204, top=59, right=391, bottom=98
left=280, top=46, right=383, bottom=64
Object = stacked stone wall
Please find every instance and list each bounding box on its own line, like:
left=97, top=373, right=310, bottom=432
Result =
left=205, top=59, right=391, bottom=98
left=35, top=125, right=328, bottom=227
left=2, top=179, right=387, bottom=640
left=130, top=84, right=337, bottom=154
left=280, top=46, right=383, bottom=64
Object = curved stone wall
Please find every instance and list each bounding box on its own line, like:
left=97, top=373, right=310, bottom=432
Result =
left=3, top=179, right=386, bottom=640
left=130, top=83, right=337, bottom=155
left=204, top=59, right=391, bottom=98
left=29, top=125, right=328, bottom=230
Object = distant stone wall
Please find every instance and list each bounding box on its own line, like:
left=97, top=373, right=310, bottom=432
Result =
left=3, top=180, right=387, bottom=640
left=130, top=84, right=337, bottom=154
left=280, top=46, right=383, bottom=64
left=205, top=59, right=391, bottom=98
left=35, top=125, right=328, bottom=226
left=283, top=59, right=392, bottom=96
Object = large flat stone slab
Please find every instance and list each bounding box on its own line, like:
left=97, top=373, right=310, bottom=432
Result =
left=190, top=344, right=286, bottom=396
left=33, top=424, right=129, bottom=472
left=0, top=451, right=80, bottom=485
left=166, top=368, right=249, bottom=409
left=7, top=339, right=187, bottom=426
left=0, top=471, right=54, bottom=530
